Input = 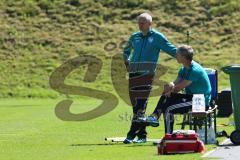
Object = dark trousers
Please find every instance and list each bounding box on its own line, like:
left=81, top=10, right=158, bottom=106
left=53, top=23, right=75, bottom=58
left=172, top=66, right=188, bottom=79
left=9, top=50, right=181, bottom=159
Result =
left=153, top=93, right=193, bottom=134
left=126, top=73, right=154, bottom=139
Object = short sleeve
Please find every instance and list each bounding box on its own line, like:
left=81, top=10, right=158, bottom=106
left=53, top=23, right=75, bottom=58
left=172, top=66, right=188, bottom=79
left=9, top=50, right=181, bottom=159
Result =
left=178, top=67, right=184, bottom=78
left=186, top=69, right=201, bottom=82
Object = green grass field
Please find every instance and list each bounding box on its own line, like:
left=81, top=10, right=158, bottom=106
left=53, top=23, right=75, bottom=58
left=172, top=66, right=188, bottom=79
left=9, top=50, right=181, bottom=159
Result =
left=0, top=0, right=240, bottom=98
left=0, top=0, right=239, bottom=159
left=0, top=98, right=234, bottom=160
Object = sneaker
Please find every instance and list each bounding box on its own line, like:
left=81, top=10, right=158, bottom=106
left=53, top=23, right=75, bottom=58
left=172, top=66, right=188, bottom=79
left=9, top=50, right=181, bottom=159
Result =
left=137, top=116, right=159, bottom=127
left=123, top=138, right=133, bottom=144
left=134, top=138, right=147, bottom=144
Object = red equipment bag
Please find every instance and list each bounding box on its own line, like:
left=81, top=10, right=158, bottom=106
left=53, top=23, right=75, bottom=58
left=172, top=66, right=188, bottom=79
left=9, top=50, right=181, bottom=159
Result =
left=158, top=130, right=205, bottom=155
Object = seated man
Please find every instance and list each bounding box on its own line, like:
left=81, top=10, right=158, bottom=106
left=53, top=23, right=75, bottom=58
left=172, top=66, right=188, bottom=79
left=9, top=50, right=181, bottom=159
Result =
left=140, top=44, right=212, bottom=134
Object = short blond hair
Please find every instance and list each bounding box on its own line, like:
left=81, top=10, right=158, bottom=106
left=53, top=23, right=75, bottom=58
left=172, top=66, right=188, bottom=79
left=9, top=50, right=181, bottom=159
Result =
left=137, top=13, right=152, bottom=23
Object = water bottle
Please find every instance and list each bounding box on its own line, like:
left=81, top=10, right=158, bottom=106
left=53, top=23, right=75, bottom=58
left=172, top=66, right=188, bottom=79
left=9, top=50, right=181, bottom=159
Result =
left=192, top=94, right=205, bottom=112
left=197, top=128, right=205, bottom=142
left=208, top=117, right=216, bottom=144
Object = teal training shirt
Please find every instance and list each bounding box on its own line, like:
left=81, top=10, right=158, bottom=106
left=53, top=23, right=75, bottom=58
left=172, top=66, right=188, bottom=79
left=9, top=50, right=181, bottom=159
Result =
left=178, top=61, right=212, bottom=105
left=123, top=28, right=176, bottom=74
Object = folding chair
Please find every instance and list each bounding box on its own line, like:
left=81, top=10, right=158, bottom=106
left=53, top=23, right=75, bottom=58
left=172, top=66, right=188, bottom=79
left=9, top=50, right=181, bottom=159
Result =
left=188, top=68, right=218, bottom=144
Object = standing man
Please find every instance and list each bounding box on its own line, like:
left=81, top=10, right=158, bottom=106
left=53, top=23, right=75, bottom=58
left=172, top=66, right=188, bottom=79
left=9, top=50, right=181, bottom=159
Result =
left=123, top=13, right=177, bottom=143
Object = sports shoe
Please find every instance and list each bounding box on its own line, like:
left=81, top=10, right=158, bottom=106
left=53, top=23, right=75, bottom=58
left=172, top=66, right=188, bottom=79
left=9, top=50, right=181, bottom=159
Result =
left=134, top=138, right=147, bottom=144
left=123, top=138, right=133, bottom=144
left=137, top=116, right=159, bottom=127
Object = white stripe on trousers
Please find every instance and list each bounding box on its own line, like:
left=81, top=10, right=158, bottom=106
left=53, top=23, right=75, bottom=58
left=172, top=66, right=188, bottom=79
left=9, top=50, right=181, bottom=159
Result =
left=165, top=101, right=192, bottom=133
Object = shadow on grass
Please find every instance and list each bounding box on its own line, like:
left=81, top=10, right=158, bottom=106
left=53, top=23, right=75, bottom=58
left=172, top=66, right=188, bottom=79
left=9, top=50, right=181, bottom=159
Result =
left=70, top=143, right=155, bottom=147
left=125, top=144, right=155, bottom=147
left=70, top=143, right=126, bottom=146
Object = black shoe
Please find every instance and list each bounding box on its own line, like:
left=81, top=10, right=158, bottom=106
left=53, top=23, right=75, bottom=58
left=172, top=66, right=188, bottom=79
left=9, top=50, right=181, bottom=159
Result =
left=123, top=138, right=133, bottom=144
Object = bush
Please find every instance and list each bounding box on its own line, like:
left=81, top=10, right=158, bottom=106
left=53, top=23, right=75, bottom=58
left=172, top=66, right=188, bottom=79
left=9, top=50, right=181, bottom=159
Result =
left=210, top=1, right=240, bottom=16
left=5, top=1, right=40, bottom=17
left=38, top=0, right=55, bottom=12
left=65, top=0, right=80, bottom=7
left=96, top=0, right=145, bottom=8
